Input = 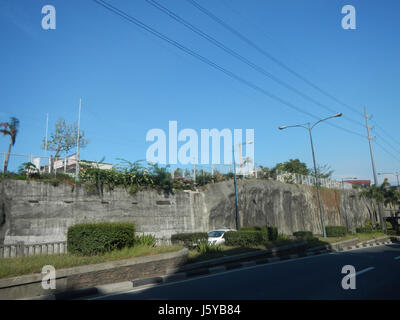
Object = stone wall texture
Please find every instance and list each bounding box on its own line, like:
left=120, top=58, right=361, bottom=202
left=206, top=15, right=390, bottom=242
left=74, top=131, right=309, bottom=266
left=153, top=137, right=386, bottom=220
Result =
left=0, top=179, right=376, bottom=245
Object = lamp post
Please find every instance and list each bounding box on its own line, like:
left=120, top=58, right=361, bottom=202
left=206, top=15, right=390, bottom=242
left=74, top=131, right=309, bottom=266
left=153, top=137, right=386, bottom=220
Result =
left=232, top=140, right=253, bottom=230
left=279, top=112, right=342, bottom=238
left=341, top=177, right=357, bottom=231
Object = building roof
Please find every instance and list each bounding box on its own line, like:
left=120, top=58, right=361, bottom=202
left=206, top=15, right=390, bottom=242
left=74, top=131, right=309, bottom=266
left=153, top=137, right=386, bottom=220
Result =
left=343, top=180, right=371, bottom=185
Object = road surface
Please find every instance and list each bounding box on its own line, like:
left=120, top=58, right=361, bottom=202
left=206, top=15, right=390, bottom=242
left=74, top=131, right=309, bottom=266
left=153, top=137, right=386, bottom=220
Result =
left=91, top=243, right=400, bottom=300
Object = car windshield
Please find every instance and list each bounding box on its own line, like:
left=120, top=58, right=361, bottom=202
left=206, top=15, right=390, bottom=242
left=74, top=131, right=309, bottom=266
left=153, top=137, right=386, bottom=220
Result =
left=208, top=231, right=224, bottom=238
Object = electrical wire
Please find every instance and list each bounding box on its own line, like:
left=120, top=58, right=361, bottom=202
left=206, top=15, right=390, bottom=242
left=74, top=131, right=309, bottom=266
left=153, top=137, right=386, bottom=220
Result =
left=92, top=0, right=366, bottom=139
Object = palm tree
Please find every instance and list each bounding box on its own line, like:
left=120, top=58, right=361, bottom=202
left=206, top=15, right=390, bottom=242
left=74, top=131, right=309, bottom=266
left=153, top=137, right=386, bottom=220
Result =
left=0, top=117, right=20, bottom=172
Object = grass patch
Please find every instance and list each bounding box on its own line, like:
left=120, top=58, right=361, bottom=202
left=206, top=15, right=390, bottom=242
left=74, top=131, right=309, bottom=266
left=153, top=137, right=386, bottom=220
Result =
left=356, top=231, right=386, bottom=242
left=0, top=245, right=182, bottom=279
left=187, top=244, right=264, bottom=263
left=186, top=236, right=301, bottom=264
left=316, top=231, right=386, bottom=243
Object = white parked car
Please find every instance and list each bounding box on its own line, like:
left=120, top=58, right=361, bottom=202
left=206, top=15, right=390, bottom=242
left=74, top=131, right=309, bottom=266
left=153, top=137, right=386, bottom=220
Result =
left=207, top=228, right=236, bottom=245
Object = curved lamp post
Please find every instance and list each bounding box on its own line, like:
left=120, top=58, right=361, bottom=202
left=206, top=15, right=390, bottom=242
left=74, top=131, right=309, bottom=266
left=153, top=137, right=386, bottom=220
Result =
left=279, top=112, right=342, bottom=238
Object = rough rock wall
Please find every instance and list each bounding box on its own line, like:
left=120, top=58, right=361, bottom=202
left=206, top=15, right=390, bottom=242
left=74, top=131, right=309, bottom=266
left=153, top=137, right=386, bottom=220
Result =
left=205, top=179, right=374, bottom=235
left=0, top=179, right=374, bottom=245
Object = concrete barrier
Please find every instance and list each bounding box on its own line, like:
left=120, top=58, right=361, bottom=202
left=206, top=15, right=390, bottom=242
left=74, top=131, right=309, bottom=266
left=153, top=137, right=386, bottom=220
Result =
left=0, top=248, right=188, bottom=300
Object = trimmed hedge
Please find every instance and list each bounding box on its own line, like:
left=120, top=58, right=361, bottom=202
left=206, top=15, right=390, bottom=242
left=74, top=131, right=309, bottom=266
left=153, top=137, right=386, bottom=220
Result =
left=224, top=231, right=268, bottom=246
left=325, top=226, right=347, bottom=237
left=267, top=226, right=278, bottom=241
left=356, top=227, right=374, bottom=233
left=67, top=222, right=135, bottom=256
left=240, top=226, right=267, bottom=232
left=239, top=225, right=278, bottom=241
left=171, top=232, right=208, bottom=247
left=293, top=231, right=314, bottom=240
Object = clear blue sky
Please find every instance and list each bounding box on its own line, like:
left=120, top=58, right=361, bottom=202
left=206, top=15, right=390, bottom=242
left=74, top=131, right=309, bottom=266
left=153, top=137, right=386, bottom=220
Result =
left=1, top=0, right=400, bottom=184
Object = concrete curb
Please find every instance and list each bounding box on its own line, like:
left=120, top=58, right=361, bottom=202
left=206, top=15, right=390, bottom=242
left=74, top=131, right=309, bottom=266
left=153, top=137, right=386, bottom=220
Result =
left=312, top=236, right=399, bottom=253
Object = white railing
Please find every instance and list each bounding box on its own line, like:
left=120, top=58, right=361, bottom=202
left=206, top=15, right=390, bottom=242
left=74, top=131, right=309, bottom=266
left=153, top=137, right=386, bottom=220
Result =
left=0, top=241, right=68, bottom=259
left=275, top=170, right=353, bottom=190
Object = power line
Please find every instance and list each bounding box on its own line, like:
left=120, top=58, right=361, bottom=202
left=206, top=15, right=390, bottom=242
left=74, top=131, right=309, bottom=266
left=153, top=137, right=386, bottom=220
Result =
left=374, top=140, right=400, bottom=164
left=374, top=132, right=400, bottom=156
left=145, top=0, right=365, bottom=129
left=371, top=121, right=400, bottom=148
left=185, top=0, right=364, bottom=118
left=92, top=0, right=365, bottom=139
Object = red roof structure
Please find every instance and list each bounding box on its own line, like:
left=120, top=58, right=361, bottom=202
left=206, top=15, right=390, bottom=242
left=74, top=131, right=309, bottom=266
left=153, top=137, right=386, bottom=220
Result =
left=343, top=180, right=371, bottom=185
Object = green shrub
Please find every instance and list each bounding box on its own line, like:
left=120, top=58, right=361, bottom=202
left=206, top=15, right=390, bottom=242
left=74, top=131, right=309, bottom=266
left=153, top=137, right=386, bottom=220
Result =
left=293, top=231, right=314, bottom=240
left=135, top=234, right=156, bottom=247
left=197, top=240, right=221, bottom=254
left=224, top=231, right=268, bottom=247
left=240, top=226, right=267, bottom=232
left=267, top=226, right=278, bottom=241
left=239, top=225, right=278, bottom=241
left=356, top=226, right=374, bottom=234
left=171, top=232, right=208, bottom=248
left=67, top=222, right=135, bottom=256
left=325, top=226, right=347, bottom=237
left=375, top=221, right=393, bottom=230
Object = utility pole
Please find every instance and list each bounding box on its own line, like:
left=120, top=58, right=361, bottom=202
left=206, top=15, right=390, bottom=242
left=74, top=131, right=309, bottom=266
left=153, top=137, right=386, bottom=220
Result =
left=75, top=98, right=82, bottom=180
left=232, top=142, right=240, bottom=230
left=364, top=107, right=386, bottom=232
left=45, top=113, right=49, bottom=173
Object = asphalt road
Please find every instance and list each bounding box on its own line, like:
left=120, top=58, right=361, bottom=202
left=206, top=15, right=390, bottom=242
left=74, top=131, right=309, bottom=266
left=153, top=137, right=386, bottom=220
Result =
left=92, top=243, right=400, bottom=300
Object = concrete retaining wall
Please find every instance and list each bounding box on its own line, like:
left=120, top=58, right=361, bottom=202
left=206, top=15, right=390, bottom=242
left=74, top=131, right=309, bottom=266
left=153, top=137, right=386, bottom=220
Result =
left=0, top=179, right=375, bottom=245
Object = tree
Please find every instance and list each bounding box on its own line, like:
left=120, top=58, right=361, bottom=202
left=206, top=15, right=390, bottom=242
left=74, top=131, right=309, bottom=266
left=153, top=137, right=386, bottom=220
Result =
left=0, top=117, right=19, bottom=172
left=272, top=159, right=310, bottom=176
left=311, top=164, right=334, bottom=179
left=42, top=118, right=89, bottom=171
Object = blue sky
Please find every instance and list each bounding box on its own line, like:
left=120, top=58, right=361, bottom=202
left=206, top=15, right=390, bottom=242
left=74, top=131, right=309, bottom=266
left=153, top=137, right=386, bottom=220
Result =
left=1, top=0, right=400, bottom=184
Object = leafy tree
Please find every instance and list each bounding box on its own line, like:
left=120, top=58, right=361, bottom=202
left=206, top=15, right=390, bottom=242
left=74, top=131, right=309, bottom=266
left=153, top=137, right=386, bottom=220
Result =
left=42, top=118, right=89, bottom=172
left=18, top=162, right=39, bottom=178
left=258, top=165, right=272, bottom=179
left=311, top=164, right=334, bottom=179
left=42, top=118, right=89, bottom=159
left=359, top=179, right=400, bottom=231
left=272, top=159, right=310, bottom=176
left=0, top=117, right=19, bottom=172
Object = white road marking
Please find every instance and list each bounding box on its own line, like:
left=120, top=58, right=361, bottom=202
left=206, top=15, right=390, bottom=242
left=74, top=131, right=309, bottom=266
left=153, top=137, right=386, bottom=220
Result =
left=349, top=266, right=375, bottom=278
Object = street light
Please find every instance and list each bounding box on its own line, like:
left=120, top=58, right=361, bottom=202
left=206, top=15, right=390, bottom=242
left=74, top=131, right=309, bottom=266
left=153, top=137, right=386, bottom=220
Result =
left=232, top=141, right=253, bottom=231
left=278, top=112, right=342, bottom=238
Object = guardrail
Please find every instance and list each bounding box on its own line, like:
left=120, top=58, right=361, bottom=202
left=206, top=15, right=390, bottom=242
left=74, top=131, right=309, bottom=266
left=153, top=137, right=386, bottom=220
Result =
left=0, top=241, right=67, bottom=259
